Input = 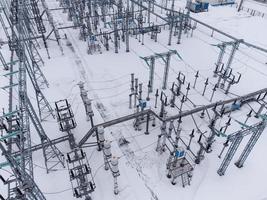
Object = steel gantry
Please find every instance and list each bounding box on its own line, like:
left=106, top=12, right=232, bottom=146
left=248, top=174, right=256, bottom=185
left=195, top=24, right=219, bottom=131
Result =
left=0, top=0, right=45, bottom=199
left=132, top=0, right=267, bottom=54
left=234, top=115, right=267, bottom=168
left=0, top=0, right=65, bottom=198
left=0, top=1, right=267, bottom=198
left=40, top=0, right=64, bottom=54
left=213, top=40, right=243, bottom=89
left=217, top=115, right=267, bottom=176
left=0, top=142, right=47, bottom=200
left=17, top=0, right=33, bottom=179
left=26, top=96, right=65, bottom=173
left=55, top=99, right=77, bottom=149
left=78, top=87, right=267, bottom=147
left=0, top=1, right=55, bottom=121
left=66, top=149, right=96, bottom=200
left=140, top=50, right=182, bottom=92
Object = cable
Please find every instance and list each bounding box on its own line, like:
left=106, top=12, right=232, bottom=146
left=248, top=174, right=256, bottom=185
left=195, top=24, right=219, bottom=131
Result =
left=43, top=188, right=72, bottom=195
left=91, top=88, right=129, bottom=100
left=0, top=168, right=13, bottom=175
left=93, top=163, right=105, bottom=178
left=195, top=25, right=267, bottom=76
left=91, top=124, right=160, bottom=179
left=238, top=48, right=267, bottom=67
left=33, top=163, right=68, bottom=171
left=129, top=33, right=226, bottom=107
left=86, top=73, right=131, bottom=83
left=117, top=140, right=158, bottom=160
left=87, top=80, right=130, bottom=91
left=109, top=125, right=160, bottom=143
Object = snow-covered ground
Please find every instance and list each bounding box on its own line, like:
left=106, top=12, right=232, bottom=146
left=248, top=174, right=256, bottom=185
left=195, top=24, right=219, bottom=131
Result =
left=0, top=0, right=267, bottom=200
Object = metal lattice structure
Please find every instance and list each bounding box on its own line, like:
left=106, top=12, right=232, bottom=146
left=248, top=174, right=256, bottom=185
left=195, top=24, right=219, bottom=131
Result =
left=0, top=0, right=66, bottom=198
left=217, top=115, right=267, bottom=176
left=0, top=1, right=55, bottom=121
left=141, top=50, right=182, bottom=91
left=26, top=96, right=65, bottom=173
left=0, top=0, right=267, bottom=198
left=0, top=0, right=46, bottom=199
left=55, top=99, right=77, bottom=149
left=0, top=142, right=46, bottom=200
left=66, top=149, right=96, bottom=200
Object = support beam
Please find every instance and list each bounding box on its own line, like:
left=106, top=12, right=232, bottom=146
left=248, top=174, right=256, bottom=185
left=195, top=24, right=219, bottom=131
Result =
left=78, top=88, right=267, bottom=147
left=235, top=120, right=267, bottom=168
left=217, top=133, right=243, bottom=176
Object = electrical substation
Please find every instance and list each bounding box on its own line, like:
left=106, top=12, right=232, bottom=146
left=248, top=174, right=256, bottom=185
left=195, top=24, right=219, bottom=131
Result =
left=0, top=0, right=267, bottom=199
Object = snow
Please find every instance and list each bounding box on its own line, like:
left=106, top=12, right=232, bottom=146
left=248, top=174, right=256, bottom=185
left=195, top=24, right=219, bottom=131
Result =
left=0, top=0, right=267, bottom=200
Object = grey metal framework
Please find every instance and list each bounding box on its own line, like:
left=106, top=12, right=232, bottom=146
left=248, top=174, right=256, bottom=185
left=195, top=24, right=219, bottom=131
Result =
left=55, top=99, right=77, bottom=149
left=0, top=0, right=266, bottom=197
left=40, top=0, right=64, bottom=54
left=26, top=96, right=65, bottom=173
left=217, top=115, right=267, bottom=176
left=0, top=1, right=55, bottom=121
left=0, top=0, right=47, bottom=199
left=66, top=149, right=96, bottom=200
left=166, top=155, right=194, bottom=187
left=79, top=87, right=267, bottom=147
left=0, top=142, right=46, bottom=200
left=140, top=50, right=182, bottom=92
left=0, top=0, right=65, bottom=198
left=235, top=116, right=267, bottom=168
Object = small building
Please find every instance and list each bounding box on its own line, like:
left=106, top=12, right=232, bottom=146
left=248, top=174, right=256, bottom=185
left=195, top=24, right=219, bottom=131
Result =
left=187, top=0, right=209, bottom=13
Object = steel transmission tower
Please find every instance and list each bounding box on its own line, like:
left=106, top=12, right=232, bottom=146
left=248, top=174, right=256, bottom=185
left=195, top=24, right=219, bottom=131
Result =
left=0, top=142, right=46, bottom=200
left=217, top=115, right=267, bottom=176
left=26, top=96, right=65, bottom=173
left=235, top=115, right=267, bottom=168
left=40, top=0, right=64, bottom=54
left=0, top=0, right=65, bottom=198
left=0, top=0, right=55, bottom=121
